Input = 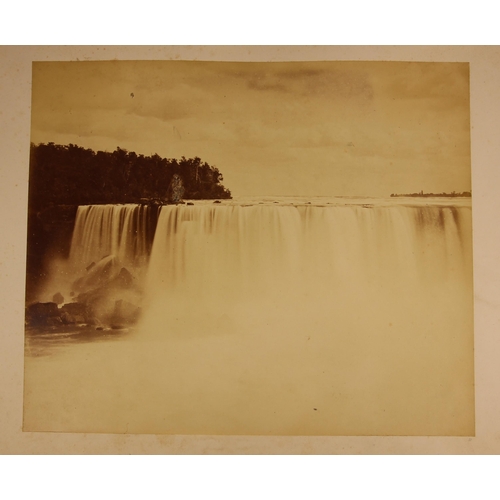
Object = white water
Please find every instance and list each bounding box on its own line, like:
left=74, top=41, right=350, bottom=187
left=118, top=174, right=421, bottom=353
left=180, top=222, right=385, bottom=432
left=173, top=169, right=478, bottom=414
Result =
left=24, top=198, right=475, bottom=435
left=141, top=199, right=472, bottom=338
left=37, top=204, right=156, bottom=310
left=69, top=203, right=153, bottom=273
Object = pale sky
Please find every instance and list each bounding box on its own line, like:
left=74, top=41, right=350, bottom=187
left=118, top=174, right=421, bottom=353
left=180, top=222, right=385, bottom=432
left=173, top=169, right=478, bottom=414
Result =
left=31, top=60, right=471, bottom=197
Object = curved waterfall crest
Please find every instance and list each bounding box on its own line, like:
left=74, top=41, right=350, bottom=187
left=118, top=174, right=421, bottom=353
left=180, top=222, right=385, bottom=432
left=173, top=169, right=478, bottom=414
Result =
left=54, top=199, right=472, bottom=333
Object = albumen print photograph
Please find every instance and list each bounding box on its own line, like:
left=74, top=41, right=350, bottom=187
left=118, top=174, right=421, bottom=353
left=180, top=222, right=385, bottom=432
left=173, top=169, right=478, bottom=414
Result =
left=23, top=60, right=474, bottom=435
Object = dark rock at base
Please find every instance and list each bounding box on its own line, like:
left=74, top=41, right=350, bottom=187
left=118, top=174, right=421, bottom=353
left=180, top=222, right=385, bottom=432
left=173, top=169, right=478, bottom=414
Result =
left=26, top=302, right=60, bottom=327
left=65, top=256, right=142, bottom=328
left=46, top=316, right=63, bottom=327
left=60, top=311, right=73, bottom=324
left=186, top=202, right=194, bottom=206
left=52, top=292, right=64, bottom=305
left=28, top=301, right=59, bottom=317
left=60, top=302, right=95, bottom=325
left=213, top=200, right=221, bottom=204
left=61, top=311, right=91, bottom=325
left=61, top=302, right=87, bottom=317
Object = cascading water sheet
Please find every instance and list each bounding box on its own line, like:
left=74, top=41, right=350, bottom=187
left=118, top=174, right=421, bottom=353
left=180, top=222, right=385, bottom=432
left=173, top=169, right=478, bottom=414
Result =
left=69, top=204, right=154, bottom=272
left=23, top=198, right=474, bottom=436
left=143, top=201, right=471, bottom=328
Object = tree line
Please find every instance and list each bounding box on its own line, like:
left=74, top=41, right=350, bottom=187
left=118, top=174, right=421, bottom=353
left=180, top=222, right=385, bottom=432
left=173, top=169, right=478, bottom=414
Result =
left=28, top=142, right=232, bottom=211
left=390, top=190, right=471, bottom=198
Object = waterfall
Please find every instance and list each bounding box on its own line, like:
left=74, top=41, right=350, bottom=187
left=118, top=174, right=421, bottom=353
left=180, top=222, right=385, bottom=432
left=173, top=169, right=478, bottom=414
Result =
left=68, top=204, right=158, bottom=273
left=27, top=198, right=474, bottom=435
left=140, top=200, right=472, bottom=339
left=145, top=202, right=473, bottom=292
left=56, top=200, right=472, bottom=326
left=38, top=204, right=159, bottom=321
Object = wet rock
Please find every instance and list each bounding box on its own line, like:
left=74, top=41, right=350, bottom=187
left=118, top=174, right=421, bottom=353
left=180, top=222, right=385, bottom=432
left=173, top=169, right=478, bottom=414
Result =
left=110, top=299, right=141, bottom=328
left=61, top=302, right=87, bottom=317
left=60, top=311, right=74, bottom=324
left=213, top=200, right=221, bottom=204
left=26, top=302, right=60, bottom=327
left=73, top=256, right=135, bottom=295
left=109, top=267, right=134, bottom=289
left=46, top=316, right=63, bottom=327
left=80, top=258, right=114, bottom=289
left=186, top=202, right=194, bottom=206
left=61, top=302, right=95, bottom=325
left=67, top=255, right=142, bottom=327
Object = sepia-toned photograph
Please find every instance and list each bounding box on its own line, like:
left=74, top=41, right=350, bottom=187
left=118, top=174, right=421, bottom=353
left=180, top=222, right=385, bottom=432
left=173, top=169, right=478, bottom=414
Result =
left=23, top=59, right=474, bottom=436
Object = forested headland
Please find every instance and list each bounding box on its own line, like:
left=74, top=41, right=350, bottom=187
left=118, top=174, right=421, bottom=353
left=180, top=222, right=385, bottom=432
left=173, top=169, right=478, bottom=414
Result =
left=25, top=142, right=232, bottom=301
left=28, top=142, right=232, bottom=211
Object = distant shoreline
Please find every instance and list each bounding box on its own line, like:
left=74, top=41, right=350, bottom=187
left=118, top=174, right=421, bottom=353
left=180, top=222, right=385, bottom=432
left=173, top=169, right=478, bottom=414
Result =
left=390, top=191, right=471, bottom=198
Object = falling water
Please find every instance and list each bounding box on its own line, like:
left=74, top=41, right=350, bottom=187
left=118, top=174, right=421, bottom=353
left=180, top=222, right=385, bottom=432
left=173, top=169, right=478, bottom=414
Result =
left=69, top=204, right=157, bottom=272
left=141, top=200, right=472, bottom=338
left=34, top=203, right=159, bottom=321
left=24, top=198, right=474, bottom=436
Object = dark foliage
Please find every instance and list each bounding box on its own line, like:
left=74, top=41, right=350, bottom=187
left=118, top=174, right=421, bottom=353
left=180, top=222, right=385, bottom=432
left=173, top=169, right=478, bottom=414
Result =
left=28, top=142, right=232, bottom=211
left=390, top=190, right=471, bottom=198
left=25, top=143, right=232, bottom=301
